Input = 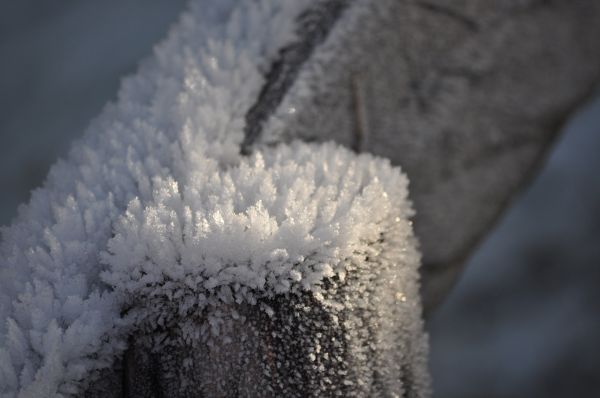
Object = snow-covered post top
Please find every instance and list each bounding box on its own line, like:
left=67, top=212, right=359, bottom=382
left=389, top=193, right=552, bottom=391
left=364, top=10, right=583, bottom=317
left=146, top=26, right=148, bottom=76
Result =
left=0, top=1, right=429, bottom=397
left=100, top=142, right=429, bottom=397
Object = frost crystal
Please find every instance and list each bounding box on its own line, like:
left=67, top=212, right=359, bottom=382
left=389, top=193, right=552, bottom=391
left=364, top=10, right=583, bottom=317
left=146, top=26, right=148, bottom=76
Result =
left=97, top=142, right=429, bottom=397
left=0, top=0, right=429, bottom=397
left=103, top=141, right=412, bottom=328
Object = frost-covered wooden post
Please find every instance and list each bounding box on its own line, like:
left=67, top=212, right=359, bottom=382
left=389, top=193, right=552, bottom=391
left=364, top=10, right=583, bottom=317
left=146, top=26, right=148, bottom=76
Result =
left=91, top=143, right=429, bottom=397
left=2, top=0, right=600, bottom=397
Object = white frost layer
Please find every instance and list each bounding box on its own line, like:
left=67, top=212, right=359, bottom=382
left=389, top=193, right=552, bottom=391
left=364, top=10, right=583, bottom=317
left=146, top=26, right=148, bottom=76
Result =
left=102, top=142, right=413, bottom=334
left=0, top=0, right=311, bottom=396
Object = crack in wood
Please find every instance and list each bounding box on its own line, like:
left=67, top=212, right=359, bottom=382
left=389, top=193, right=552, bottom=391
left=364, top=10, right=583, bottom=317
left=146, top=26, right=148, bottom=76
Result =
left=351, top=73, right=370, bottom=152
left=414, top=1, right=480, bottom=32
left=241, top=0, right=350, bottom=154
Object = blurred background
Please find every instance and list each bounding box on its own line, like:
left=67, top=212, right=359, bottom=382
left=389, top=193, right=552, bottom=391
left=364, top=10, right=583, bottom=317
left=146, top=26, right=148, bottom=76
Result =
left=428, top=96, right=600, bottom=398
left=1, top=1, right=598, bottom=397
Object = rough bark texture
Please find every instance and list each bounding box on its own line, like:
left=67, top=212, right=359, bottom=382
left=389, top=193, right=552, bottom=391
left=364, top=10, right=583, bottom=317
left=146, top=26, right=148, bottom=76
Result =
left=83, top=0, right=600, bottom=396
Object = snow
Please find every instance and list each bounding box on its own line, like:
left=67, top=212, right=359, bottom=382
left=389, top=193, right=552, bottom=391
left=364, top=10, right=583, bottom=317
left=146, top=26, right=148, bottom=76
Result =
left=0, top=0, right=429, bottom=396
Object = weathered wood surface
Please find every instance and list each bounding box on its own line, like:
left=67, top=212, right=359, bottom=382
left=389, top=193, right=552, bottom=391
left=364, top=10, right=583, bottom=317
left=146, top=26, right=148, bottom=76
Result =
left=77, top=0, right=600, bottom=395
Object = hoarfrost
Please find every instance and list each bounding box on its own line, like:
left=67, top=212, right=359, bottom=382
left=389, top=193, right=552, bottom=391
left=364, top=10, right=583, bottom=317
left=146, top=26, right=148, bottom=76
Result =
left=102, top=141, right=413, bottom=333
left=103, top=142, right=429, bottom=397
left=0, top=0, right=430, bottom=397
